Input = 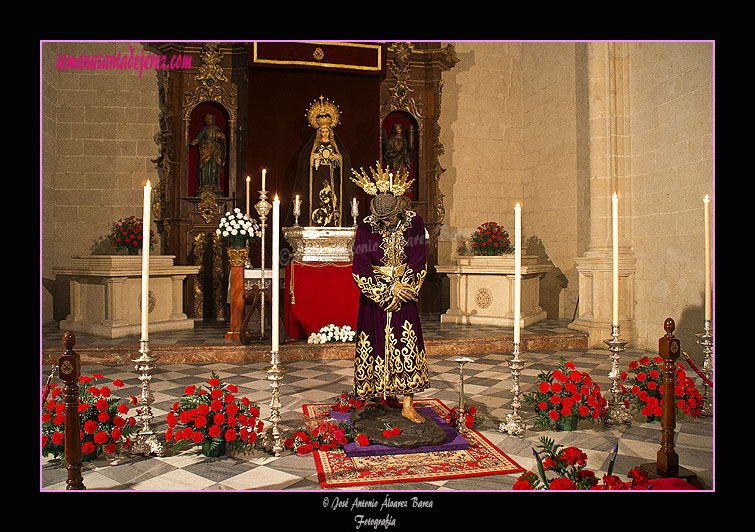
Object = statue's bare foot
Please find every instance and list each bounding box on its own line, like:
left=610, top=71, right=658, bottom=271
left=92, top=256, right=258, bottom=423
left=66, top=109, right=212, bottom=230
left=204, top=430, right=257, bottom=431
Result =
left=401, top=406, right=426, bottom=423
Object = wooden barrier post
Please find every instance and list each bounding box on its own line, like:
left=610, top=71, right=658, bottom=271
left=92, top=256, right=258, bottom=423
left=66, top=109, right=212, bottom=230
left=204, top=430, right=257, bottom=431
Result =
left=58, top=332, right=85, bottom=490
left=640, top=318, right=701, bottom=487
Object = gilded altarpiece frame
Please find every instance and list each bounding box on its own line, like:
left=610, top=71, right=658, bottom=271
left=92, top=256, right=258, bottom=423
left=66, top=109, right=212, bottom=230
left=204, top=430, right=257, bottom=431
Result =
left=380, top=42, right=458, bottom=314
left=148, top=42, right=248, bottom=320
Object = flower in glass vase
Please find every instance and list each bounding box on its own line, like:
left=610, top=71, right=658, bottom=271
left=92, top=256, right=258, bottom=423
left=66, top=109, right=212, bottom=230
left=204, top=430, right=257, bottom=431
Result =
left=217, top=208, right=261, bottom=248
left=524, top=357, right=607, bottom=431
left=166, top=371, right=264, bottom=457
left=621, top=356, right=703, bottom=421
left=470, top=221, right=512, bottom=256
left=108, top=216, right=156, bottom=255
left=42, top=371, right=138, bottom=461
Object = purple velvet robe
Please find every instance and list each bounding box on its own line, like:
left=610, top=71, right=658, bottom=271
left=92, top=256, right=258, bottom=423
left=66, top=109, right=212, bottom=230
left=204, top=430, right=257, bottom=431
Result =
left=351, top=211, right=429, bottom=400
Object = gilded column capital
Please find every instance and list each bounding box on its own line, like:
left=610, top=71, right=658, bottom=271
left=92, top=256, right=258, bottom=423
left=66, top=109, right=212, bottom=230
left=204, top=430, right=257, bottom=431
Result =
left=226, top=247, right=248, bottom=267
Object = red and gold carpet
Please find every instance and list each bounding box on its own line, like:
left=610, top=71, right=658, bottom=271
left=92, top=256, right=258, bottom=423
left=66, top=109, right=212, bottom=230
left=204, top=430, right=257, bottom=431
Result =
left=302, top=399, right=525, bottom=489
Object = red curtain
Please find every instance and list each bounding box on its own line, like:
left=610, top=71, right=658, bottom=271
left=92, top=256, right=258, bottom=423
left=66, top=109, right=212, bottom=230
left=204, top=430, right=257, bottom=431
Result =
left=285, top=262, right=360, bottom=339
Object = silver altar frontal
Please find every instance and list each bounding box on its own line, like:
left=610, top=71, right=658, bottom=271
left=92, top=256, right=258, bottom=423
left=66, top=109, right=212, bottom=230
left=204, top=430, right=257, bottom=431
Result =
left=283, top=226, right=356, bottom=262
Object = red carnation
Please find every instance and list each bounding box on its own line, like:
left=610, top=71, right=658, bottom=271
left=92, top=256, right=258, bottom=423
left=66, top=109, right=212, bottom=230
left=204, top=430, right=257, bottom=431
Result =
left=94, top=430, right=109, bottom=445
left=550, top=478, right=576, bottom=490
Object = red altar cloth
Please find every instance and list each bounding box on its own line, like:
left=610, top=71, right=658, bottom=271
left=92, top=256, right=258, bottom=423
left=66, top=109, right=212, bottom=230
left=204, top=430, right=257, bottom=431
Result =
left=284, top=261, right=360, bottom=339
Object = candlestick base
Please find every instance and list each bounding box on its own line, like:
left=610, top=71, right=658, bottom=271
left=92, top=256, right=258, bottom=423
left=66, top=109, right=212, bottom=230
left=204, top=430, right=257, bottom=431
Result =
left=129, top=339, right=171, bottom=456
left=603, top=326, right=633, bottom=426
left=453, top=357, right=474, bottom=434
left=695, top=319, right=713, bottom=417
left=498, top=342, right=527, bottom=437
left=263, top=349, right=286, bottom=457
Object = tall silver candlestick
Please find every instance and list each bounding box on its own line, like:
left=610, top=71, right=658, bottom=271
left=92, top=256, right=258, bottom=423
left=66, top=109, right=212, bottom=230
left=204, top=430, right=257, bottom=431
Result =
left=454, top=357, right=474, bottom=434
left=604, top=325, right=633, bottom=425
left=255, top=189, right=272, bottom=340
left=499, top=342, right=527, bottom=436
left=129, top=339, right=169, bottom=456
left=265, top=348, right=286, bottom=456
left=696, top=319, right=713, bottom=417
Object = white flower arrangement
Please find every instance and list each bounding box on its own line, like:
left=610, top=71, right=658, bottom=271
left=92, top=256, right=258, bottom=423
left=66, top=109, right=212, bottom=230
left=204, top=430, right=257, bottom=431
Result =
left=216, top=208, right=262, bottom=242
left=307, top=324, right=356, bottom=344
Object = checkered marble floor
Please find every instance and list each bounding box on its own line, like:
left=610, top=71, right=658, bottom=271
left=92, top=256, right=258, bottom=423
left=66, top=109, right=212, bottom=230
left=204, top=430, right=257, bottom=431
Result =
left=40, top=343, right=714, bottom=492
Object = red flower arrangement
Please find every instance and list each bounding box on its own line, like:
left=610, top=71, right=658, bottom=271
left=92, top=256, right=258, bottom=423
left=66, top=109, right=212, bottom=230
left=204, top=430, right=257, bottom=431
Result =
left=446, top=405, right=484, bottom=429
left=332, top=391, right=401, bottom=413
left=470, top=221, right=512, bottom=256
left=284, top=421, right=350, bottom=455
left=621, top=355, right=703, bottom=420
left=381, top=422, right=401, bottom=438
left=41, top=370, right=138, bottom=461
left=525, top=357, right=607, bottom=430
left=513, top=437, right=650, bottom=490
left=108, top=216, right=157, bottom=254
left=166, top=372, right=264, bottom=457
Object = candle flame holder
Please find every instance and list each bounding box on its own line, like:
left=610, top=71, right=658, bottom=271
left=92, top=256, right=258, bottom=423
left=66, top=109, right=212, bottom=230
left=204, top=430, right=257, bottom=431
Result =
left=351, top=198, right=359, bottom=227
left=603, top=325, right=633, bottom=425
left=129, top=339, right=170, bottom=456
left=695, top=319, right=713, bottom=417
left=255, top=189, right=272, bottom=340
left=498, top=342, right=527, bottom=436
left=293, top=197, right=301, bottom=227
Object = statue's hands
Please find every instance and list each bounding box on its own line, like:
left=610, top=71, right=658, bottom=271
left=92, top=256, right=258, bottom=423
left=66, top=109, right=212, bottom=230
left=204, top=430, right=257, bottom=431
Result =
left=392, top=282, right=417, bottom=303
left=384, top=297, right=401, bottom=313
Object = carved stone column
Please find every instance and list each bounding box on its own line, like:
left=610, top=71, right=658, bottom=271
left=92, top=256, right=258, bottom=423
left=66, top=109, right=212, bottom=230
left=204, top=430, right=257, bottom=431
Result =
left=569, top=42, right=637, bottom=347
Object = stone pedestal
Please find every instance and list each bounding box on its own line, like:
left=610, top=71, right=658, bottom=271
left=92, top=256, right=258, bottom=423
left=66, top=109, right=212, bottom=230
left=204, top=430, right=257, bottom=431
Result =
left=436, top=256, right=551, bottom=327
left=55, top=255, right=200, bottom=338
left=568, top=248, right=637, bottom=347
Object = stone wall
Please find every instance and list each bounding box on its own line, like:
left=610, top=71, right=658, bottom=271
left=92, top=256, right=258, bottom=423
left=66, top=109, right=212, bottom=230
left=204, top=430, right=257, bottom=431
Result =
left=628, top=41, right=713, bottom=350
left=437, top=42, right=524, bottom=266
left=41, top=42, right=161, bottom=321
left=438, top=41, right=713, bottom=350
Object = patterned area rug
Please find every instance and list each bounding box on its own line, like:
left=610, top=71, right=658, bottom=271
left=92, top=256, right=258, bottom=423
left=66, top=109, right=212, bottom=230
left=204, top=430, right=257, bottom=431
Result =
left=302, top=399, right=524, bottom=489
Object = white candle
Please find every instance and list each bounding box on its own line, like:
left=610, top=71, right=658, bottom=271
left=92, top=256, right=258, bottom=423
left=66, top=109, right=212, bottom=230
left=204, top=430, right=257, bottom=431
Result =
left=262, top=169, right=267, bottom=192
left=141, top=180, right=152, bottom=341
left=514, top=202, right=521, bottom=345
left=612, top=192, right=619, bottom=327
left=246, top=175, right=251, bottom=215
left=272, top=194, right=280, bottom=352
left=704, top=194, right=711, bottom=321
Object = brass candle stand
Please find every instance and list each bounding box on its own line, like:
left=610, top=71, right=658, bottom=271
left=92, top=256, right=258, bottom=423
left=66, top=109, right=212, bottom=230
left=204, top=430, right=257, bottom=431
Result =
left=254, top=189, right=272, bottom=340
left=498, top=342, right=527, bottom=436
left=264, top=348, right=286, bottom=456
left=129, top=339, right=170, bottom=456
left=453, top=357, right=474, bottom=434
left=604, top=325, right=633, bottom=425
left=695, top=319, right=713, bottom=417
